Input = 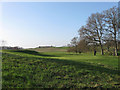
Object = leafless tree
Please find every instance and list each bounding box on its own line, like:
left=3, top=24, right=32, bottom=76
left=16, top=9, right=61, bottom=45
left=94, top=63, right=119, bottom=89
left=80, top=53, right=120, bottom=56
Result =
left=77, top=39, right=89, bottom=53
left=103, top=6, right=118, bottom=56
left=103, top=33, right=114, bottom=52
left=79, top=12, right=105, bottom=55
left=78, top=25, right=98, bottom=55
left=70, top=6, right=119, bottom=56
left=69, top=37, right=79, bottom=53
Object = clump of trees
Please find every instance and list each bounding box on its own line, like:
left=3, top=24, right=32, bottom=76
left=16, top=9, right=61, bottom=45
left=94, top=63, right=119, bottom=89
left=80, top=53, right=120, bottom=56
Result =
left=68, top=6, right=119, bottom=56
left=67, top=37, right=89, bottom=54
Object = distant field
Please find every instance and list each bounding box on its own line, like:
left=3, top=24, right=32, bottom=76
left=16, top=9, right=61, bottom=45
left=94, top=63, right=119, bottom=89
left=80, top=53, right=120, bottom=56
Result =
left=2, top=48, right=120, bottom=88
left=30, top=47, right=68, bottom=52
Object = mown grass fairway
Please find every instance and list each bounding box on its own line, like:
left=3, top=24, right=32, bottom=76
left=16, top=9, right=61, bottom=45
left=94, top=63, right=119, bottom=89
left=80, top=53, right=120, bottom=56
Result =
left=2, top=48, right=120, bottom=88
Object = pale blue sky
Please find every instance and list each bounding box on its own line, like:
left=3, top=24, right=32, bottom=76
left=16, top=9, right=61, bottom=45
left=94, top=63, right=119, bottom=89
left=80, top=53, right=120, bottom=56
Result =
left=1, top=2, right=118, bottom=48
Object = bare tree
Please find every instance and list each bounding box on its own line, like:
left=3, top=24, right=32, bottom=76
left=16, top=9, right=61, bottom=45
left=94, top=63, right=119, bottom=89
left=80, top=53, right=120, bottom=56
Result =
left=88, top=13, right=105, bottom=55
left=70, top=6, right=118, bottom=56
left=69, top=37, right=79, bottom=53
left=78, top=25, right=98, bottom=55
left=103, top=6, right=118, bottom=56
left=77, top=39, right=89, bottom=53
left=79, top=12, right=105, bottom=55
left=103, top=33, right=114, bottom=52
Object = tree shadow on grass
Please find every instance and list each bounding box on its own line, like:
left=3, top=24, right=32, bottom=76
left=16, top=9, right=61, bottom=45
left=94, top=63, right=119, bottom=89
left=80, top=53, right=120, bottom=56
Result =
left=36, top=57, right=119, bottom=75
left=4, top=52, right=119, bottom=75
left=10, top=50, right=58, bottom=57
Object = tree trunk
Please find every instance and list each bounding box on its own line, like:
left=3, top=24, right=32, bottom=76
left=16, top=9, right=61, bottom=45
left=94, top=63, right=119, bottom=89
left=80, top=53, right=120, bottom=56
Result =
left=100, top=42, right=104, bottom=55
left=94, top=49, right=96, bottom=56
left=107, top=46, right=110, bottom=52
left=114, top=39, right=118, bottom=56
left=101, top=49, right=104, bottom=55
left=115, top=47, right=118, bottom=56
left=113, top=48, right=115, bottom=56
left=113, top=24, right=118, bottom=56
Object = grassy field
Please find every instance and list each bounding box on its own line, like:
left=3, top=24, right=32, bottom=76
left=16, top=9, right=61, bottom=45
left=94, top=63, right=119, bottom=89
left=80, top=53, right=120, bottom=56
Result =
left=1, top=48, right=120, bottom=88
left=30, top=47, right=68, bottom=52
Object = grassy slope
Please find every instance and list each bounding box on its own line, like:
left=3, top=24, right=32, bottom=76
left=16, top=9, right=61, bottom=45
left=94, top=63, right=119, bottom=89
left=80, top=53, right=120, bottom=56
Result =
left=30, top=47, right=67, bottom=52
left=2, top=49, right=120, bottom=88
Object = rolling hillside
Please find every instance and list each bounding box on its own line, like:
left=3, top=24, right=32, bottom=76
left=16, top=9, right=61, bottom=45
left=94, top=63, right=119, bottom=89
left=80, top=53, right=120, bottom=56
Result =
left=2, top=49, right=120, bottom=88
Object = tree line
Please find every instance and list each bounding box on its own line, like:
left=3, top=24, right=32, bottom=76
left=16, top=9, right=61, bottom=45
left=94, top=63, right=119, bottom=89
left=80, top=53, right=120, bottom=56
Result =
left=68, top=6, right=120, bottom=56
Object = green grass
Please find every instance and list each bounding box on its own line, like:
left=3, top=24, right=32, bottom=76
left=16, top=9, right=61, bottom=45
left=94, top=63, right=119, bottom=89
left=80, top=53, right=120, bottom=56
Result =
left=2, top=49, right=120, bottom=88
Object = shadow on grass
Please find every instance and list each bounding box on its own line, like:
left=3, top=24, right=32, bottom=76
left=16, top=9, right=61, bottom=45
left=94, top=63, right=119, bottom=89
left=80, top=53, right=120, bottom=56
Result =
left=43, top=58, right=119, bottom=75
left=66, top=53, right=80, bottom=55
left=3, top=52, right=119, bottom=75
left=19, top=53, right=119, bottom=75
left=10, top=50, right=58, bottom=57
